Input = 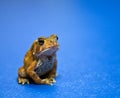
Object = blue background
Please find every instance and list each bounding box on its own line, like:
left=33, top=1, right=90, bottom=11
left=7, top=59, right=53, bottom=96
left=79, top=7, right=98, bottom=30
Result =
left=0, top=0, right=120, bottom=98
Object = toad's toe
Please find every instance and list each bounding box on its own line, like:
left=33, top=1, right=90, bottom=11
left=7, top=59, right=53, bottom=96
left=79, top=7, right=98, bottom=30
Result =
left=18, top=77, right=29, bottom=85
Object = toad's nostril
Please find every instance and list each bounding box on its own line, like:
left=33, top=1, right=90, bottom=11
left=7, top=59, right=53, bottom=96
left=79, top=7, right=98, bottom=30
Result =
left=50, top=40, right=53, bottom=43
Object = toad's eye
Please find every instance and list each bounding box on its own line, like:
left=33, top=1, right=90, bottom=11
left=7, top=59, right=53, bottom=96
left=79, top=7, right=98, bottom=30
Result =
left=38, top=40, right=44, bottom=45
left=56, top=36, right=58, bottom=40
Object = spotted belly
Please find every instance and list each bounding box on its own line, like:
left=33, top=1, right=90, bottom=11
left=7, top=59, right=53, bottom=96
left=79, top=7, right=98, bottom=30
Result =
left=35, top=59, right=54, bottom=76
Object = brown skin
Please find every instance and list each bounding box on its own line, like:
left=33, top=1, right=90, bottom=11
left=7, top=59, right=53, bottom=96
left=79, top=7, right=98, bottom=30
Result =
left=18, top=34, right=59, bottom=85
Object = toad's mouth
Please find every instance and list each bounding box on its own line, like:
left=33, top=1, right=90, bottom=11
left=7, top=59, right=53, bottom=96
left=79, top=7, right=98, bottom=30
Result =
left=35, top=46, right=59, bottom=57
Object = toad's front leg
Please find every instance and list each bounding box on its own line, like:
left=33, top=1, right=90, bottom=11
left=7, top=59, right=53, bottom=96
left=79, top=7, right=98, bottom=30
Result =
left=46, top=60, right=58, bottom=83
left=27, top=61, right=53, bottom=85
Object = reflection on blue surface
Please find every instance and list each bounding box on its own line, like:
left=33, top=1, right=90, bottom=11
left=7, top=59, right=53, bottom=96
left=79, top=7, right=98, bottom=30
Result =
left=0, top=0, right=120, bottom=97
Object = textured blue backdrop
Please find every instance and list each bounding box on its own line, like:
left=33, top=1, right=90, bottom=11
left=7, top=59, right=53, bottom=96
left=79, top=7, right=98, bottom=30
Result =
left=0, top=0, right=120, bottom=98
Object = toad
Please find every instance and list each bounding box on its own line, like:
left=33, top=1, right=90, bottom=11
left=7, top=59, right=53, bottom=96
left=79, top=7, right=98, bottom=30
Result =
left=18, top=34, right=59, bottom=85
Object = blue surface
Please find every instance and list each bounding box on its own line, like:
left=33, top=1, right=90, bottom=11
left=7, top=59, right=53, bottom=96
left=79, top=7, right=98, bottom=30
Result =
left=0, top=0, right=120, bottom=98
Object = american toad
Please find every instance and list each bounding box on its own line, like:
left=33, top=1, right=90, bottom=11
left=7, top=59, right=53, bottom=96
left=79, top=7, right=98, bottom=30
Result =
left=18, top=34, right=59, bottom=85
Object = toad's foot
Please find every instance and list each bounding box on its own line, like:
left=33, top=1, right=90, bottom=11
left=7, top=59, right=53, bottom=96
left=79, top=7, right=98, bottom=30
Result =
left=42, top=78, right=56, bottom=85
left=49, top=78, right=56, bottom=83
left=18, top=77, right=29, bottom=85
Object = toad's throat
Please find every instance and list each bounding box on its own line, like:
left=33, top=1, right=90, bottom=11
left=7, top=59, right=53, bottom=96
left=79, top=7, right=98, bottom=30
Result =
left=34, top=56, right=55, bottom=76
left=35, top=46, right=59, bottom=57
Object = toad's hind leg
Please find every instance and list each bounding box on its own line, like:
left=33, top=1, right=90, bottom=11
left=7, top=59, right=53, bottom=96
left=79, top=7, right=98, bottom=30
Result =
left=18, top=67, right=30, bottom=84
